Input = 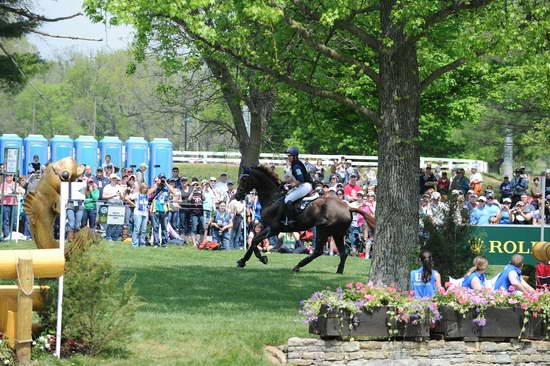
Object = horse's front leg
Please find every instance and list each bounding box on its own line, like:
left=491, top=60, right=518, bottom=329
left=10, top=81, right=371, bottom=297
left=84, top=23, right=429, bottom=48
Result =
left=236, top=226, right=273, bottom=268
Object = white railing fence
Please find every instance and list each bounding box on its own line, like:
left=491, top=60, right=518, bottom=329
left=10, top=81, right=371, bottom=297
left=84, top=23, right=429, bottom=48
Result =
left=173, top=151, right=488, bottom=173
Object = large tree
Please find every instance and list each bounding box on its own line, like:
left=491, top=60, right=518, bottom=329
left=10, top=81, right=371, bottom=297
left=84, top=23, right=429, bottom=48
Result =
left=85, top=2, right=281, bottom=168
left=88, top=0, right=548, bottom=287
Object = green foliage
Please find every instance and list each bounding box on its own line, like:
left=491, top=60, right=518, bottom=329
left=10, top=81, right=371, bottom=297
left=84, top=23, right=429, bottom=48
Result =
left=0, top=338, right=15, bottom=365
left=421, top=198, right=477, bottom=282
left=39, top=244, right=140, bottom=356
left=0, top=3, right=46, bottom=89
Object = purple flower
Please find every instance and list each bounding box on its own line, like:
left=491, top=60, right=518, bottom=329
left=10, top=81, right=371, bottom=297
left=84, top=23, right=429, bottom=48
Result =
left=473, top=318, right=487, bottom=327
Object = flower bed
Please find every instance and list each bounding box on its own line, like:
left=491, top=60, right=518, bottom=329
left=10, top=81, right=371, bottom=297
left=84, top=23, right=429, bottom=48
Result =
left=303, top=282, right=439, bottom=339
left=301, top=282, right=550, bottom=340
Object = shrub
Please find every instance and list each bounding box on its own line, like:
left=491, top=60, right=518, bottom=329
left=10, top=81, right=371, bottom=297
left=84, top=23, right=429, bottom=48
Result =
left=420, top=196, right=478, bottom=282
left=39, top=244, right=140, bottom=356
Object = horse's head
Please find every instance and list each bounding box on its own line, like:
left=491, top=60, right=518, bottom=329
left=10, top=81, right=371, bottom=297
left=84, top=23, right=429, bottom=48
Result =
left=235, top=168, right=255, bottom=201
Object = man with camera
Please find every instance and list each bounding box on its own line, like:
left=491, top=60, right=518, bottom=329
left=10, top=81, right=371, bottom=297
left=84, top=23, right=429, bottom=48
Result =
left=148, top=173, right=178, bottom=247
left=511, top=169, right=529, bottom=206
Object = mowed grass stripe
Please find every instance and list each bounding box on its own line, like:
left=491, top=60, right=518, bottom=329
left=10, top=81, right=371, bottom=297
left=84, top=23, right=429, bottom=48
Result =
left=2, top=241, right=368, bottom=365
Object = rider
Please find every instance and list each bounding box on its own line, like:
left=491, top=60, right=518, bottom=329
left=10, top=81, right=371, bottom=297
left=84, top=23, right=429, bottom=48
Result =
left=283, top=147, right=313, bottom=225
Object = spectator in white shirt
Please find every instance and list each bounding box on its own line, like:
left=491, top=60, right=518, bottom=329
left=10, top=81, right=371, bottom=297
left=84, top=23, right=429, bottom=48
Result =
left=102, top=174, right=124, bottom=241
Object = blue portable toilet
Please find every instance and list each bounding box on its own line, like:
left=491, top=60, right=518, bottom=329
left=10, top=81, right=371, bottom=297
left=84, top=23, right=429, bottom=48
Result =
left=0, top=134, right=23, bottom=174
left=100, top=136, right=122, bottom=169
left=50, top=135, right=73, bottom=162
left=23, top=134, right=48, bottom=175
left=125, top=137, right=149, bottom=183
left=74, top=136, right=99, bottom=173
left=149, top=138, right=173, bottom=183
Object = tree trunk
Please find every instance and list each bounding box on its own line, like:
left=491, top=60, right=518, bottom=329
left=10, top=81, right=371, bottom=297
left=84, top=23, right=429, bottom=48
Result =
left=205, top=58, right=275, bottom=173
left=368, top=29, right=421, bottom=289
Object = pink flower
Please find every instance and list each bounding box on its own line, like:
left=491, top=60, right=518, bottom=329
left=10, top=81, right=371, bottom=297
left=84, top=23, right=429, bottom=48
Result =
left=508, top=298, right=518, bottom=304
left=508, top=285, right=516, bottom=292
left=346, top=282, right=353, bottom=289
left=367, top=281, right=374, bottom=287
left=444, top=282, right=452, bottom=288
left=437, top=287, right=446, bottom=295
left=355, top=282, right=364, bottom=289
left=521, top=303, right=528, bottom=310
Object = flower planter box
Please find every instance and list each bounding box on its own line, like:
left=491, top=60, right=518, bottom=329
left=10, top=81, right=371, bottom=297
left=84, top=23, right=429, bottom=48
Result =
left=438, top=306, right=523, bottom=340
left=309, top=305, right=429, bottom=340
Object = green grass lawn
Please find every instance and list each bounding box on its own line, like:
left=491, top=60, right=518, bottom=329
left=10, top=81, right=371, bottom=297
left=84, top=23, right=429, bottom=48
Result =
left=2, top=240, right=369, bottom=365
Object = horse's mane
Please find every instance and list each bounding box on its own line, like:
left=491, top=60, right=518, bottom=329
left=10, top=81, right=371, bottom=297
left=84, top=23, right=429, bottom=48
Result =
left=253, top=165, right=281, bottom=186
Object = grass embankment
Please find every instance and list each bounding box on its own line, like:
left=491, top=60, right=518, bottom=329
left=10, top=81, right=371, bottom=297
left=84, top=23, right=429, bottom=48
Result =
left=3, top=241, right=368, bottom=365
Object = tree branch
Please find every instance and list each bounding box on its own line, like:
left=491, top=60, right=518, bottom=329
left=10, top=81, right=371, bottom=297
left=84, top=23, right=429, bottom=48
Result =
left=420, top=57, right=466, bottom=92
left=30, top=30, right=102, bottom=42
left=408, top=0, right=496, bottom=44
left=276, top=4, right=379, bottom=83
left=289, top=0, right=381, bottom=50
left=0, top=5, right=82, bottom=23
left=167, top=18, right=381, bottom=126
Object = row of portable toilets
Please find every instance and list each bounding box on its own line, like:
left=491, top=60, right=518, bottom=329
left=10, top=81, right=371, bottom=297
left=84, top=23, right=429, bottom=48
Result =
left=0, top=134, right=173, bottom=184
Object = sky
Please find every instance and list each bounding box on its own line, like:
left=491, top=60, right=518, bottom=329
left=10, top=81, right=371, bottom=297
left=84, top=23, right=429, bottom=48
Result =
left=26, top=0, right=134, bottom=59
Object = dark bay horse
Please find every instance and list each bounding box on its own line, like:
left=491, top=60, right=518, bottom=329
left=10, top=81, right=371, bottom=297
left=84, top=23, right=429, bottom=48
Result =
left=234, top=166, right=375, bottom=273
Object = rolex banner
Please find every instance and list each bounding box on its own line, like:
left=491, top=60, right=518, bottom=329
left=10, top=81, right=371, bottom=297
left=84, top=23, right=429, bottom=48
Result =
left=473, top=225, right=549, bottom=265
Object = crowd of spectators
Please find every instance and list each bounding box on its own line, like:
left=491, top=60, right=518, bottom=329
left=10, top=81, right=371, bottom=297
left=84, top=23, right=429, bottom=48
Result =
left=1, top=154, right=549, bottom=254
left=418, top=165, right=550, bottom=228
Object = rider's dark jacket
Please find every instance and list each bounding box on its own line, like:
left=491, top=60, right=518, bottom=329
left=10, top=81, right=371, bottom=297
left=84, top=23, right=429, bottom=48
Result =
left=291, top=159, right=313, bottom=184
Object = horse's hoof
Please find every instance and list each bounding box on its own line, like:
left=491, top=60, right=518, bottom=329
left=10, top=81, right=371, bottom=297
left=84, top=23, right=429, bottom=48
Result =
left=260, top=256, right=268, bottom=265
left=292, top=266, right=300, bottom=272
left=336, top=270, right=344, bottom=274
left=236, top=260, right=246, bottom=268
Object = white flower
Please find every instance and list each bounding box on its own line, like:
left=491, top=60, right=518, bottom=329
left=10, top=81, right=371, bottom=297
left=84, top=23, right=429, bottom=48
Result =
left=4, top=360, right=10, bottom=365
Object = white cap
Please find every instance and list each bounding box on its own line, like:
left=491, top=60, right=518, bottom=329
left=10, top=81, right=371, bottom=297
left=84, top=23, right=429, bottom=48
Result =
left=109, top=174, right=120, bottom=180
left=478, top=196, right=487, bottom=202
left=503, top=197, right=512, bottom=203
left=210, top=177, right=217, bottom=181
left=431, top=192, right=441, bottom=199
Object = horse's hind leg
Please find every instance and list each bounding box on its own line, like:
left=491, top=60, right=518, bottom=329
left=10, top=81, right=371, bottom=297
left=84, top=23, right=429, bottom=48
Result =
left=292, top=227, right=329, bottom=272
left=334, top=230, right=348, bottom=274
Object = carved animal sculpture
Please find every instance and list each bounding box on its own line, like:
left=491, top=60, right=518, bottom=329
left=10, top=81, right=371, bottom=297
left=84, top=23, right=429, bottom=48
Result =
left=23, top=157, right=85, bottom=249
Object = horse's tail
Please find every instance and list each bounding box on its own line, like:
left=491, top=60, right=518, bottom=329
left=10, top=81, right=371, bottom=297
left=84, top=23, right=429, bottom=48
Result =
left=349, top=208, right=376, bottom=229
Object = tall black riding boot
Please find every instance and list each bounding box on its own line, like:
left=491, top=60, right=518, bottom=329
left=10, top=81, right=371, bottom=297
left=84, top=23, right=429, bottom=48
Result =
left=284, top=201, right=295, bottom=226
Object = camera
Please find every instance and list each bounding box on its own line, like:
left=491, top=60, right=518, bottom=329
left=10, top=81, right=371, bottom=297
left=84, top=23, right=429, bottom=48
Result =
left=160, top=179, right=166, bottom=186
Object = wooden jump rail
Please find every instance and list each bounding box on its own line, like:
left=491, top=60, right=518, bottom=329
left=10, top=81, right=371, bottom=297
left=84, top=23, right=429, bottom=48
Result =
left=0, top=249, right=64, bottom=365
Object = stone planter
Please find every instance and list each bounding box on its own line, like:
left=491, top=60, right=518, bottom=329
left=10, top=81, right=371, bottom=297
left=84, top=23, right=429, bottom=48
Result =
left=437, top=305, right=523, bottom=340
left=309, top=305, right=429, bottom=340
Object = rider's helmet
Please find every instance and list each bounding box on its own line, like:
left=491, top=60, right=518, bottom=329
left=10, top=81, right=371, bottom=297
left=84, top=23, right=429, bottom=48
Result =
left=286, top=147, right=299, bottom=156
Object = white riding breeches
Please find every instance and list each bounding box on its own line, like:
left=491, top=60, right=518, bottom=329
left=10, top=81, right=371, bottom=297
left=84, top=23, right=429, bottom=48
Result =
left=285, top=182, right=313, bottom=203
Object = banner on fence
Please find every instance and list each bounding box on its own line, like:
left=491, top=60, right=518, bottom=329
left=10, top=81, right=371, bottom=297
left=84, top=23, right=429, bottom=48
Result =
left=474, top=225, right=549, bottom=265
left=107, top=205, right=125, bottom=225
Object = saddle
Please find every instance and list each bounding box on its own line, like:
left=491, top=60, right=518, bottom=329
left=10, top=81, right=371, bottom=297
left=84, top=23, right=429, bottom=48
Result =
left=294, top=192, right=320, bottom=212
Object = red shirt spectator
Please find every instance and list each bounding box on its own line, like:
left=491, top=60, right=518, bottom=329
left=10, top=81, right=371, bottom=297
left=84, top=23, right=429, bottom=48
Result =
left=437, top=172, right=450, bottom=195
left=344, top=174, right=361, bottom=201
left=1, top=175, right=16, bottom=206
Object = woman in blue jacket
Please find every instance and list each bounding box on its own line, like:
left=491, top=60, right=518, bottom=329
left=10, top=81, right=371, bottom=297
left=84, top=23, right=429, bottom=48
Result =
left=462, top=256, right=488, bottom=290
left=410, top=249, right=443, bottom=298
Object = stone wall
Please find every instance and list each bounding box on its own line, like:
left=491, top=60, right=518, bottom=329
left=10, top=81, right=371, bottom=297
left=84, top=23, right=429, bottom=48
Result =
left=280, top=337, right=550, bottom=365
